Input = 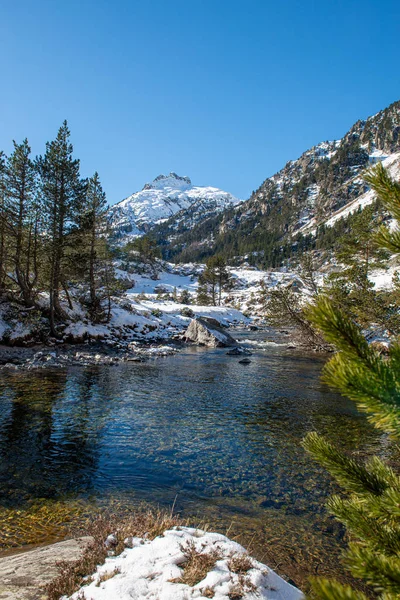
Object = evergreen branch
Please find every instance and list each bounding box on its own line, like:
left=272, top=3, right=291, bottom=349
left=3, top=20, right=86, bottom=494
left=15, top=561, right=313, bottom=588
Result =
left=374, top=225, right=400, bottom=255
left=308, top=578, right=369, bottom=600
left=377, top=487, right=400, bottom=519
left=345, top=543, right=400, bottom=595
left=327, top=495, right=400, bottom=554
left=364, top=163, right=400, bottom=222
left=305, top=296, right=374, bottom=364
left=302, top=433, right=394, bottom=496
left=322, top=354, right=400, bottom=435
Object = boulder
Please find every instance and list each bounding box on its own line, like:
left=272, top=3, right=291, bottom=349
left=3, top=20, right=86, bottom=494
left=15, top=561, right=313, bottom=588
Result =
left=184, top=317, right=237, bottom=347
left=0, top=536, right=93, bottom=600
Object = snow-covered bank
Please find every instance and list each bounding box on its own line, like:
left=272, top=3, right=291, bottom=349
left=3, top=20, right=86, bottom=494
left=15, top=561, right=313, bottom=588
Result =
left=69, top=527, right=303, bottom=600
left=0, top=343, right=180, bottom=370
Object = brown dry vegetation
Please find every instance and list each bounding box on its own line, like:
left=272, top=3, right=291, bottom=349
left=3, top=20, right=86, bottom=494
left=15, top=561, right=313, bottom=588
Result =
left=228, top=574, right=257, bottom=599
left=46, top=506, right=182, bottom=600
left=95, top=566, right=121, bottom=586
left=171, top=539, right=223, bottom=587
left=227, top=552, right=254, bottom=575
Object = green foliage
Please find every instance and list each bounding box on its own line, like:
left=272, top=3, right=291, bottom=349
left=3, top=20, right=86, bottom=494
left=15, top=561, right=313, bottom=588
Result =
left=199, top=255, right=231, bottom=306
left=260, top=256, right=324, bottom=347
left=0, top=122, right=116, bottom=333
left=302, top=165, right=400, bottom=600
left=365, top=163, right=400, bottom=255
left=179, top=289, right=191, bottom=304
left=196, top=281, right=211, bottom=305
left=125, top=236, right=161, bottom=263
left=305, top=296, right=400, bottom=434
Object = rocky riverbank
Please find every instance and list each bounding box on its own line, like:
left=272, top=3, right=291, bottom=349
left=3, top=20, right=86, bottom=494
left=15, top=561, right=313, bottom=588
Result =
left=0, top=341, right=181, bottom=370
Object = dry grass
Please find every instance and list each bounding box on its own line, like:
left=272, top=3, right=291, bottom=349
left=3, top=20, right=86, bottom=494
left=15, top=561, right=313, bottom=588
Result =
left=95, top=566, right=121, bottom=586
left=228, top=574, right=257, bottom=599
left=46, top=506, right=182, bottom=600
left=171, top=539, right=223, bottom=587
left=228, top=552, right=254, bottom=575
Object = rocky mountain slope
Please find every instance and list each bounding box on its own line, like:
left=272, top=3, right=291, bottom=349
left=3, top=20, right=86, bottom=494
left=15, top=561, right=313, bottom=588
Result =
left=158, top=100, right=400, bottom=265
left=108, top=172, right=241, bottom=241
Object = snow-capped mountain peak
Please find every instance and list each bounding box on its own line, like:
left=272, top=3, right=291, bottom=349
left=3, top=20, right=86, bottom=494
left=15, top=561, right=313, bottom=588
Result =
left=108, top=173, right=241, bottom=241
left=142, top=172, right=192, bottom=191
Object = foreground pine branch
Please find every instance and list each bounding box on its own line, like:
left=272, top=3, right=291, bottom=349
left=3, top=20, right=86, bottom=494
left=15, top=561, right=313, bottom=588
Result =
left=302, top=165, right=400, bottom=600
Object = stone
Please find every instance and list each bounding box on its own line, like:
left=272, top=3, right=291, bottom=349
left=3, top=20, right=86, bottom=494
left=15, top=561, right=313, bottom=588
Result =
left=104, top=533, right=118, bottom=548
left=0, top=537, right=93, bottom=600
left=226, top=347, right=252, bottom=356
left=123, top=536, right=144, bottom=549
left=184, top=318, right=237, bottom=348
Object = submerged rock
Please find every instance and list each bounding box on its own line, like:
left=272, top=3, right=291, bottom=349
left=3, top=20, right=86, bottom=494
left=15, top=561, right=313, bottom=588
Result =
left=239, top=358, right=252, bottom=364
left=184, top=317, right=237, bottom=348
left=226, top=347, right=252, bottom=356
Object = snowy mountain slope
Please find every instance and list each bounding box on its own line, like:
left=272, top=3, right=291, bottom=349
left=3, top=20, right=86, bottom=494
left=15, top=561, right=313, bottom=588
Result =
left=108, top=172, right=241, bottom=240
left=298, top=150, right=400, bottom=234
left=161, top=99, right=400, bottom=264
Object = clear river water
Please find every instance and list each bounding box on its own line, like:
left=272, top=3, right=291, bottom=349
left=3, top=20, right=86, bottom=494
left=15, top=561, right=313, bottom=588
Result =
left=0, top=330, right=392, bottom=587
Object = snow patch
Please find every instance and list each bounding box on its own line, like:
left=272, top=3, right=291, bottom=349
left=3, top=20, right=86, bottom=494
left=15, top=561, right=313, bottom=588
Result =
left=69, top=527, right=303, bottom=600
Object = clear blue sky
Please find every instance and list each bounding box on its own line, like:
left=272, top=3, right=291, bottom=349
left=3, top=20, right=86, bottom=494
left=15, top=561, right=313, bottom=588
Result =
left=1, top=0, right=399, bottom=204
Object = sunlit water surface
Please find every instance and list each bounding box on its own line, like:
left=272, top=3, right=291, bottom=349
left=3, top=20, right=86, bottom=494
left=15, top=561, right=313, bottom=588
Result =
left=0, top=331, right=393, bottom=586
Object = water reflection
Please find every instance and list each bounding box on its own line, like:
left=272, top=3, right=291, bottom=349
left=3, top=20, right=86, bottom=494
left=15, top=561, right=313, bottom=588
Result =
left=0, top=334, right=390, bottom=584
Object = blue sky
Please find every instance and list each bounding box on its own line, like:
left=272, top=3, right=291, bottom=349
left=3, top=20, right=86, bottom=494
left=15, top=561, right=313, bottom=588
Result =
left=1, top=0, right=399, bottom=204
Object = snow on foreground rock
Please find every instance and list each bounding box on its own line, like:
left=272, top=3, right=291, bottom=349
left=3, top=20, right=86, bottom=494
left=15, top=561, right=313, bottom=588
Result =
left=68, top=527, right=303, bottom=600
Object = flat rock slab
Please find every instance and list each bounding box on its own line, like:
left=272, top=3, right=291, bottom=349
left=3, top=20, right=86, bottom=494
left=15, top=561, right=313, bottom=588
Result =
left=0, top=537, right=93, bottom=600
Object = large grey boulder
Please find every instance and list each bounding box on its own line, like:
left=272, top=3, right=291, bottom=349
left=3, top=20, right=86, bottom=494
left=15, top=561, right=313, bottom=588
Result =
left=184, top=317, right=237, bottom=347
left=0, top=536, right=92, bottom=600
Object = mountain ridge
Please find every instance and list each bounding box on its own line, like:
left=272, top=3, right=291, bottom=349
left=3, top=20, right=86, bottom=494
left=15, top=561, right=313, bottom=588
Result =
left=108, top=171, right=241, bottom=241
left=154, top=99, right=400, bottom=264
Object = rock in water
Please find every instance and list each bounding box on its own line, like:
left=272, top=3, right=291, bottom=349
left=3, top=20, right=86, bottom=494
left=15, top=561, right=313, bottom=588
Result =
left=226, top=347, right=252, bottom=356
left=184, top=317, right=237, bottom=347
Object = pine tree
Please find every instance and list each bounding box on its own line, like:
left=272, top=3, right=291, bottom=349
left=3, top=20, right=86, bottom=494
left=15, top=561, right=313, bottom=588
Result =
left=302, top=164, right=400, bottom=600
left=36, top=121, right=86, bottom=335
left=200, top=255, right=230, bottom=305
left=0, top=151, right=7, bottom=294
left=5, top=139, right=39, bottom=306
left=323, top=203, right=391, bottom=329
left=77, top=172, right=109, bottom=321
left=179, top=289, right=191, bottom=305
left=196, top=281, right=211, bottom=305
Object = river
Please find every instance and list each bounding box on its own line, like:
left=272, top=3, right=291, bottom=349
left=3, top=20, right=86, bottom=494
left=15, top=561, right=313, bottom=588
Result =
left=0, top=330, right=391, bottom=587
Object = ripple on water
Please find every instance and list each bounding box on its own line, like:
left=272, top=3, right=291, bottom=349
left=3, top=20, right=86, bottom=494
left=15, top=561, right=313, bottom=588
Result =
left=0, top=332, right=393, bottom=587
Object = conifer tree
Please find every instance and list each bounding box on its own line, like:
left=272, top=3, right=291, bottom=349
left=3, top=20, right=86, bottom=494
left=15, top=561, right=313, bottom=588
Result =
left=5, top=139, right=39, bottom=306
left=36, top=121, right=86, bottom=335
left=200, top=255, right=230, bottom=305
left=196, top=281, right=211, bottom=305
left=323, top=202, right=392, bottom=329
left=0, top=152, right=7, bottom=293
left=302, top=163, right=400, bottom=600
left=77, top=172, right=108, bottom=321
left=179, top=289, right=191, bottom=305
